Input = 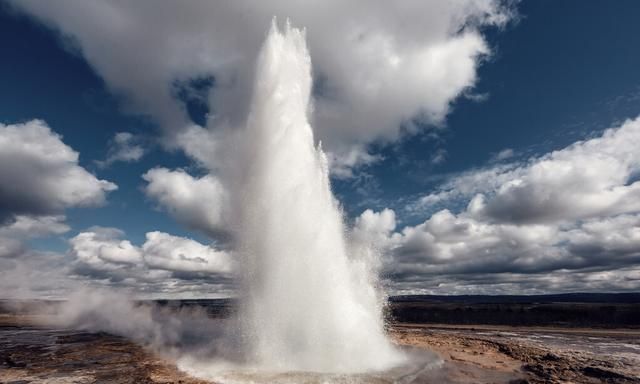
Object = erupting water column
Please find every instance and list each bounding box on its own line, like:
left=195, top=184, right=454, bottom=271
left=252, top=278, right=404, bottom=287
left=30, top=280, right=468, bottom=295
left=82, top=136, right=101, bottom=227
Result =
left=231, top=20, right=405, bottom=373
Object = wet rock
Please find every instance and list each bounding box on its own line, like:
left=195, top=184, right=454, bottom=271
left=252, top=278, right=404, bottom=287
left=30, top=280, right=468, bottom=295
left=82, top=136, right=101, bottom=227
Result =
left=541, top=353, right=560, bottom=362
left=3, top=354, right=27, bottom=368
left=582, top=366, right=632, bottom=380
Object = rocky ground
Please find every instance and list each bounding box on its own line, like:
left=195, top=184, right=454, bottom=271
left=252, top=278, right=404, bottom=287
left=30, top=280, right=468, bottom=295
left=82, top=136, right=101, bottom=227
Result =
left=1, top=315, right=639, bottom=383
left=390, top=324, right=640, bottom=383
left=0, top=317, right=207, bottom=384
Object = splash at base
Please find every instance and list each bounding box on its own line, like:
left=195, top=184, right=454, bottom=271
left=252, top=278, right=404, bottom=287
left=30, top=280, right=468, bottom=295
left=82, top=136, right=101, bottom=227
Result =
left=179, top=348, right=442, bottom=384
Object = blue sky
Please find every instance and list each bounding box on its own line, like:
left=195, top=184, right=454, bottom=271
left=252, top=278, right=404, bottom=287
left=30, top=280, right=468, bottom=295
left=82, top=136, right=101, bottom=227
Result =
left=1, top=1, right=640, bottom=297
left=0, top=6, right=199, bottom=247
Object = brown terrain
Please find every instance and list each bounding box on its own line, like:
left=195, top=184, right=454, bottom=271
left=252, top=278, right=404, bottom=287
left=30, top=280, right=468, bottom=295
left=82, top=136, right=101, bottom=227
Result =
left=390, top=324, right=640, bottom=383
left=1, top=297, right=639, bottom=384
left=0, top=314, right=211, bottom=384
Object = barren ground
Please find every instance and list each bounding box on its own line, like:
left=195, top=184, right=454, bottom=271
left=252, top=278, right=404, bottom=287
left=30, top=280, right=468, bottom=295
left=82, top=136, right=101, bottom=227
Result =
left=1, top=315, right=639, bottom=383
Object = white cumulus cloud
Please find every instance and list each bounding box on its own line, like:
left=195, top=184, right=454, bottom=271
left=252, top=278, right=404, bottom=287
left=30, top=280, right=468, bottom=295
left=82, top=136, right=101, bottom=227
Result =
left=69, top=228, right=143, bottom=269
left=142, top=231, right=233, bottom=274
left=142, top=168, right=227, bottom=238
left=68, top=227, right=233, bottom=279
left=0, top=120, right=117, bottom=221
left=413, top=117, right=640, bottom=224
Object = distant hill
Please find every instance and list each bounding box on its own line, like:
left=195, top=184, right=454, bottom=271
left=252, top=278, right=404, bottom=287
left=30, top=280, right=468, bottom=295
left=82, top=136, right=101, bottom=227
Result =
left=389, top=292, right=640, bottom=304
left=388, top=293, right=640, bottom=327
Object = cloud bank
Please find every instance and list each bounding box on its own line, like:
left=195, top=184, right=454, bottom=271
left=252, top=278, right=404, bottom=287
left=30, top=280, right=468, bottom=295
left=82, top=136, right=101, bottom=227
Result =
left=364, top=117, right=640, bottom=294
left=0, top=120, right=231, bottom=298
left=0, top=120, right=117, bottom=298
left=8, top=0, right=513, bottom=171
left=1, top=2, right=521, bottom=298
left=5, top=2, right=638, bottom=297
left=67, top=227, right=234, bottom=297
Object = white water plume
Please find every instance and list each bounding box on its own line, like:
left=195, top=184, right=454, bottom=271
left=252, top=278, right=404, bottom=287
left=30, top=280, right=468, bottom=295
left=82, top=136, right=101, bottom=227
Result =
left=226, top=20, right=405, bottom=373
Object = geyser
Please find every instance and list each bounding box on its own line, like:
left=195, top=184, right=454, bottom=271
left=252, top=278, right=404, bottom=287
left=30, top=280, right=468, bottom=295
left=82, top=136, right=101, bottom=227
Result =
left=36, top=19, right=427, bottom=383
left=230, top=20, right=405, bottom=373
